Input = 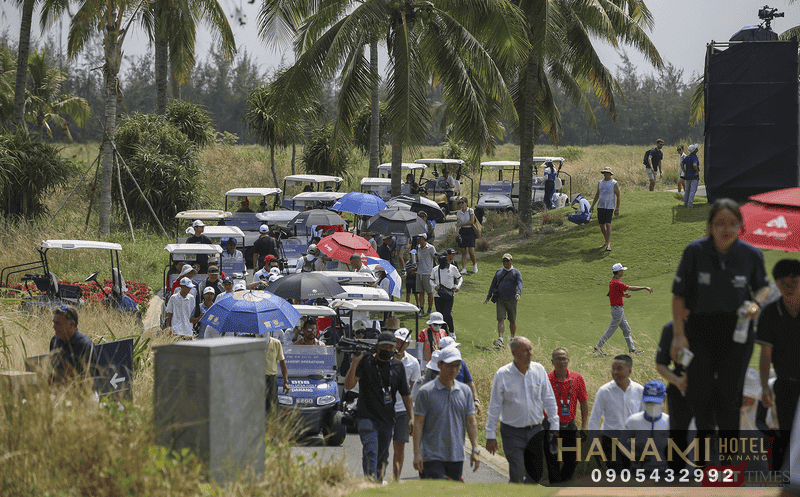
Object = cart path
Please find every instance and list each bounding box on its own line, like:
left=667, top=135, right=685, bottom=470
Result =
left=143, top=295, right=163, bottom=331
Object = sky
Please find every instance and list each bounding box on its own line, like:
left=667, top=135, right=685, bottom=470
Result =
left=2, top=0, right=800, bottom=84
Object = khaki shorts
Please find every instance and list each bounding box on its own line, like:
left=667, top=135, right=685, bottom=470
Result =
left=416, top=274, right=434, bottom=294
left=646, top=168, right=657, bottom=181
left=496, top=299, right=518, bottom=323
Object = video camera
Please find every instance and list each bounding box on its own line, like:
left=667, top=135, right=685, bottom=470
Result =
left=336, top=337, right=376, bottom=356
left=759, top=5, right=784, bottom=29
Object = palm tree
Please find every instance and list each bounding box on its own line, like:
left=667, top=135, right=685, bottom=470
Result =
left=511, top=0, right=662, bottom=231
left=142, top=0, right=236, bottom=114
left=44, top=0, right=142, bottom=235
left=261, top=0, right=530, bottom=196
left=11, top=0, right=35, bottom=128
left=24, top=48, right=91, bottom=140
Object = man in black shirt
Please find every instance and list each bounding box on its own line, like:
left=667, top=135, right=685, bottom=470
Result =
left=345, top=332, right=413, bottom=482
left=50, top=305, right=96, bottom=383
left=646, top=138, right=664, bottom=191
left=252, top=224, right=277, bottom=270
left=757, top=259, right=800, bottom=470
left=186, top=220, right=213, bottom=272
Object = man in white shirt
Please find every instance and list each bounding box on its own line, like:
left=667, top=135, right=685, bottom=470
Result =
left=588, top=354, right=644, bottom=472
left=164, top=277, right=196, bottom=338
left=485, top=337, right=560, bottom=483
left=392, top=328, right=421, bottom=481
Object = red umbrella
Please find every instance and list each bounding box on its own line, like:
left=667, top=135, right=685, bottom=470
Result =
left=318, top=232, right=379, bottom=263
left=740, top=187, right=800, bottom=252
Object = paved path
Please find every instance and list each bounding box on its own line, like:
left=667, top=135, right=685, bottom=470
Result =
left=291, top=432, right=509, bottom=483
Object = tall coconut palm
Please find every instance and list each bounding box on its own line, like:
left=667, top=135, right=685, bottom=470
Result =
left=142, top=0, right=236, bottom=114
left=11, top=0, right=36, bottom=128
left=25, top=48, right=91, bottom=140
left=512, top=0, right=662, bottom=231
left=262, top=0, right=530, bottom=196
left=44, top=0, right=141, bottom=235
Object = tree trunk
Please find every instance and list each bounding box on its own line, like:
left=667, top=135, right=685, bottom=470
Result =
left=518, top=50, right=537, bottom=234
left=154, top=9, right=168, bottom=114
left=12, top=0, right=35, bottom=127
left=291, top=143, right=296, bottom=174
left=170, top=59, right=181, bottom=100
left=390, top=134, right=402, bottom=197
left=270, top=145, right=279, bottom=188
left=99, top=26, right=122, bottom=237
left=368, top=40, right=380, bottom=178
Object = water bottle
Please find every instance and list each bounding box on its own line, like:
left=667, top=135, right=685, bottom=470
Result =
left=733, top=301, right=751, bottom=344
left=410, top=249, right=417, bottom=264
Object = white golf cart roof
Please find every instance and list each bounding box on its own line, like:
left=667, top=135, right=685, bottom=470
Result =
left=225, top=187, right=282, bottom=198
left=336, top=286, right=389, bottom=301
left=315, top=271, right=377, bottom=285
left=331, top=299, right=420, bottom=313
left=480, top=160, right=520, bottom=169
left=535, top=156, right=566, bottom=162
left=194, top=226, right=246, bottom=239
left=413, top=158, right=464, bottom=166
left=40, top=240, right=123, bottom=251
left=292, top=304, right=338, bottom=317
left=360, top=177, right=395, bottom=186
left=283, top=174, right=344, bottom=185
left=255, top=211, right=300, bottom=223
left=291, top=191, right=347, bottom=203
left=164, top=243, right=224, bottom=255
left=377, top=163, right=427, bottom=171
left=174, top=209, right=232, bottom=221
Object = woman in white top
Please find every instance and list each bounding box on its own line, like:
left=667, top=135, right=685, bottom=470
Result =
left=430, top=255, right=463, bottom=336
left=588, top=166, right=621, bottom=251
left=455, top=197, right=478, bottom=273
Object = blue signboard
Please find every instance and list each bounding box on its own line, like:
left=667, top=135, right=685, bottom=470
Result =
left=95, top=338, right=134, bottom=400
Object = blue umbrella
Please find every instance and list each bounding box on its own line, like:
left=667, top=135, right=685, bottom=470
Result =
left=200, top=290, right=301, bottom=336
left=332, top=192, right=387, bottom=216
left=365, top=256, right=402, bottom=299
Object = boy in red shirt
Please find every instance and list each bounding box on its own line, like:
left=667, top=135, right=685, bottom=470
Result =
left=593, top=263, right=652, bottom=357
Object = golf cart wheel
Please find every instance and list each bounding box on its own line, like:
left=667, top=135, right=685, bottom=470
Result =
left=323, top=411, right=346, bottom=446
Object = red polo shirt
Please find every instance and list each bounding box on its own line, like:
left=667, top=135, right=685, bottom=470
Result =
left=608, top=277, right=629, bottom=307
left=545, top=370, right=588, bottom=424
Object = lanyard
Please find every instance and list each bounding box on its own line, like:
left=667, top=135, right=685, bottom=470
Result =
left=375, top=359, right=393, bottom=396
left=554, top=374, right=571, bottom=406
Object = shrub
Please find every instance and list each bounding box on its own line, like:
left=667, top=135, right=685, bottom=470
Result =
left=302, top=124, right=356, bottom=179
left=164, top=100, right=216, bottom=148
left=559, top=145, right=585, bottom=161
left=114, top=113, right=204, bottom=228
left=541, top=209, right=565, bottom=226
left=0, top=130, right=77, bottom=220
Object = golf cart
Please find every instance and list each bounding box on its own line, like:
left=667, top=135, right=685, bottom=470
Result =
left=377, top=162, right=427, bottom=195
left=174, top=209, right=232, bottom=227
left=1, top=240, right=139, bottom=315
left=277, top=344, right=346, bottom=446
left=474, top=157, right=569, bottom=222
left=222, top=187, right=283, bottom=232
left=316, top=271, right=377, bottom=286
left=287, top=191, right=347, bottom=212
left=359, top=177, right=395, bottom=200
left=331, top=299, right=422, bottom=429
left=281, top=175, right=344, bottom=211
left=159, top=243, right=224, bottom=327
left=413, top=158, right=467, bottom=214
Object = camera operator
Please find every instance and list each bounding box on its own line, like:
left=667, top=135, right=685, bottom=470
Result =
left=345, top=332, right=413, bottom=483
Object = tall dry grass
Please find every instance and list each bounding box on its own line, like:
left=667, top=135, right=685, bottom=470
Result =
left=0, top=307, right=354, bottom=496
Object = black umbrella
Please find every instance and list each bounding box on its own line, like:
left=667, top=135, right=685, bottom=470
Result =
left=289, top=209, right=347, bottom=229
left=266, top=272, right=346, bottom=300
left=386, top=195, right=446, bottom=222
left=365, top=209, right=428, bottom=238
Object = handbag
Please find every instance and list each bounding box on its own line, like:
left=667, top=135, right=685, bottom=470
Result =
left=437, top=268, right=455, bottom=299
left=473, top=215, right=483, bottom=239
left=490, top=269, right=511, bottom=303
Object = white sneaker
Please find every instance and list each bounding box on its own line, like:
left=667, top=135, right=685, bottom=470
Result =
left=460, top=267, right=467, bottom=274
left=472, top=264, right=478, bottom=273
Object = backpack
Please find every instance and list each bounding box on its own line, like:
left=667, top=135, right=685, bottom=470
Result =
left=301, top=256, right=318, bottom=272
left=642, top=148, right=653, bottom=168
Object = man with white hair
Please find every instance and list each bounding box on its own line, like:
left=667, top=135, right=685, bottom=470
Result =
left=164, top=277, right=197, bottom=338
left=391, top=328, right=421, bottom=481
left=485, top=336, right=560, bottom=483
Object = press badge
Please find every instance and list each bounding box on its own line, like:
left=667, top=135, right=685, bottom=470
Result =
left=561, top=403, right=570, bottom=417
left=384, top=392, right=393, bottom=405
left=733, top=275, right=748, bottom=288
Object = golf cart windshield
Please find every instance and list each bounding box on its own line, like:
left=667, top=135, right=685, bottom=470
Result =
left=282, top=175, right=344, bottom=210
left=282, top=345, right=337, bottom=378
left=288, top=191, right=346, bottom=212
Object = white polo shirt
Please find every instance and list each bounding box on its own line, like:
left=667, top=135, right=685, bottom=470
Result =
left=588, top=379, right=644, bottom=434
left=165, top=292, right=196, bottom=337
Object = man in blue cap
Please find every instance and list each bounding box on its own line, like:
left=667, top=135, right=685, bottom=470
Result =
left=625, top=380, right=670, bottom=471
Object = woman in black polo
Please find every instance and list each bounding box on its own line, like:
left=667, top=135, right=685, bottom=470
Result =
left=671, top=198, right=771, bottom=433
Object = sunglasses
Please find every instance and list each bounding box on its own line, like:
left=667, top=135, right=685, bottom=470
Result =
left=502, top=258, right=511, bottom=262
